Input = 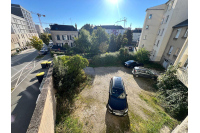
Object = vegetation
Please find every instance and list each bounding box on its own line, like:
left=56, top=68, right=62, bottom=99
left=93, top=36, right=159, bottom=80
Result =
left=144, top=61, right=165, bottom=71
left=108, top=34, right=117, bottom=52
left=99, top=42, right=109, bottom=53
left=29, top=36, right=43, bottom=51
left=74, top=29, right=91, bottom=53
left=80, top=24, right=93, bottom=35
left=125, top=29, right=133, bottom=45
left=40, top=33, right=50, bottom=46
left=48, top=34, right=52, bottom=40
left=53, top=55, right=90, bottom=132
left=122, top=34, right=128, bottom=47
left=130, top=92, right=179, bottom=133
left=116, top=33, right=123, bottom=51
left=157, top=64, right=188, bottom=121
left=134, top=48, right=150, bottom=64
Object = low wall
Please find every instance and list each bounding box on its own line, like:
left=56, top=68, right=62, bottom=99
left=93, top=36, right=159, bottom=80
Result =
left=26, top=64, right=56, bottom=133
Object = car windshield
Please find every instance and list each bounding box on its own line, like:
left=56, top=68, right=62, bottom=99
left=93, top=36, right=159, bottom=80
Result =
left=111, top=88, right=124, bottom=98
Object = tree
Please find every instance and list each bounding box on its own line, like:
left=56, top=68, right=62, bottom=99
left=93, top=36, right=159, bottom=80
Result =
left=108, top=34, right=117, bottom=52
left=99, top=42, right=109, bottom=53
left=81, top=24, right=93, bottom=35
left=126, top=30, right=133, bottom=45
left=48, top=34, right=52, bottom=40
left=134, top=48, right=150, bottom=63
left=91, top=27, right=109, bottom=53
left=116, top=34, right=122, bottom=51
left=157, top=64, right=188, bottom=120
left=121, top=37, right=128, bottom=48
left=29, top=36, right=43, bottom=51
left=74, top=29, right=91, bottom=53
left=40, top=33, right=50, bottom=46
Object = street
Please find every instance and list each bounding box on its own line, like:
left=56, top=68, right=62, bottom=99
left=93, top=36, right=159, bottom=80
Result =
left=11, top=48, right=52, bottom=133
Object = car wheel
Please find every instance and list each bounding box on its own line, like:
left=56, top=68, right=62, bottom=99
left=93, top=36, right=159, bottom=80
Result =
left=135, top=75, right=139, bottom=77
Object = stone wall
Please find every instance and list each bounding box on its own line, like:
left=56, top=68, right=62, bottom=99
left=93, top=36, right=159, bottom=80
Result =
left=26, top=64, right=56, bottom=133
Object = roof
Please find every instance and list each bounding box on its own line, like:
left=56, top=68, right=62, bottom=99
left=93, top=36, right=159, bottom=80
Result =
left=173, top=19, right=188, bottom=28
left=146, top=4, right=166, bottom=11
left=50, top=24, right=77, bottom=31
left=93, top=25, right=124, bottom=30
left=113, top=77, right=123, bottom=89
left=132, top=28, right=142, bottom=33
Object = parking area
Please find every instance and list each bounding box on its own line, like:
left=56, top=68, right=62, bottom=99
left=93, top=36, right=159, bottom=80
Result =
left=71, top=67, right=164, bottom=132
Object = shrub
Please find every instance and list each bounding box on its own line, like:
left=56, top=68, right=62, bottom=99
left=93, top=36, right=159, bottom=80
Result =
left=157, top=65, right=188, bottom=121
left=50, top=51, right=65, bottom=57
left=134, top=48, right=150, bottom=63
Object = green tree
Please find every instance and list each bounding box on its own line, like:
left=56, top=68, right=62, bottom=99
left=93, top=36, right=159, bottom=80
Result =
left=134, top=48, right=150, bottom=63
left=29, top=36, right=43, bottom=51
left=48, top=34, right=52, bottom=40
left=74, top=29, right=91, bottom=53
left=126, top=30, right=133, bottom=45
left=157, top=64, right=188, bottom=120
left=81, top=24, right=93, bottom=35
left=99, top=42, right=109, bottom=53
left=122, top=37, right=128, bottom=48
left=116, top=34, right=122, bottom=51
left=91, top=27, right=109, bottom=53
left=40, top=33, right=50, bottom=46
left=108, top=34, right=117, bottom=52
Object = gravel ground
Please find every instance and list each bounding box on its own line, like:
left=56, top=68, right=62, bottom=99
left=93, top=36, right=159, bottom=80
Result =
left=72, top=67, right=164, bottom=132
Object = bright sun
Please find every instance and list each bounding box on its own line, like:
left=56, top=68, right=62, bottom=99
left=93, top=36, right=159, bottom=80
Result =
left=109, top=0, right=118, bottom=4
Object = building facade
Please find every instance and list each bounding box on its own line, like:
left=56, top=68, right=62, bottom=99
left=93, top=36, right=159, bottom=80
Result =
left=174, top=37, right=188, bottom=87
left=44, top=28, right=51, bottom=34
left=93, top=25, right=125, bottom=36
left=160, top=19, right=188, bottom=69
left=132, top=28, right=142, bottom=42
left=138, top=4, right=166, bottom=51
left=50, top=24, right=78, bottom=47
left=35, top=24, right=44, bottom=35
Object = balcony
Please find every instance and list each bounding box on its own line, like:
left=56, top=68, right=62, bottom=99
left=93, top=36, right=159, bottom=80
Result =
left=177, top=68, right=188, bottom=87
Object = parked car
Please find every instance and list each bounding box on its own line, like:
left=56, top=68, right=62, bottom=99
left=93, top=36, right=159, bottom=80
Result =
left=107, top=77, right=128, bottom=116
left=124, top=60, right=144, bottom=68
left=40, top=50, right=47, bottom=55
left=132, top=67, right=158, bottom=80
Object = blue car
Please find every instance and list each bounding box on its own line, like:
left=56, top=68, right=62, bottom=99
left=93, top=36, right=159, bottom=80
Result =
left=107, top=77, right=128, bottom=116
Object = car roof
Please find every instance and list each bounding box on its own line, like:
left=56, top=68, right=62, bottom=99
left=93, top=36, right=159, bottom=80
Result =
left=127, top=60, right=134, bottom=62
left=134, top=66, right=147, bottom=70
left=112, top=77, right=124, bottom=89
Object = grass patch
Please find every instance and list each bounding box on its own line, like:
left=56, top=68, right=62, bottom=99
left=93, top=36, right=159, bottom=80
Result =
left=129, top=93, right=179, bottom=133
left=55, top=75, right=93, bottom=133
left=35, top=55, right=45, bottom=59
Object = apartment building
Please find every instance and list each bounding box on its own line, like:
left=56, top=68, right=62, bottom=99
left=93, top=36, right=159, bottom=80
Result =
left=161, top=19, right=188, bottom=69
left=35, top=24, right=44, bottom=35
left=50, top=24, right=78, bottom=47
left=132, top=28, right=142, bottom=42
left=11, top=4, right=37, bottom=33
left=174, top=37, right=188, bottom=87
left=93, top=25, right=125, bottom=36
left=151, top=0, right=188, bottom=61
left=44, top=28, right=51, bottom=34
left=138, top=4, right=166, bottom=51
left=11, top=14, right=38, bottom=48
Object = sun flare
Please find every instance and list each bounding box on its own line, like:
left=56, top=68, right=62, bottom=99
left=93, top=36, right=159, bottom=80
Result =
left=109, top=0, right=118, bottom=4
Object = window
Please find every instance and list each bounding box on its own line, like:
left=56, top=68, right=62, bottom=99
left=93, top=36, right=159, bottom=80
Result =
left=175, top=28, right=182, bottom=38
left=157, top=29, right=161, bottom=35
left=67, top=35, right=69, bottom=40
left=62, top=35, right=67, bottom=40
left=183, top=29, right=188, bottom=38
left=70, top=35, right=72, bottom=40
left=143, top=35, right=147, bottom=40
left=57, top=35, right=60, bottom=40
left=160, top=29, right=164, bottom=36
left=165, top=15, right=169, bottom=23
left=161, top=18, right=164, bottom=24
left=153, top=50, right=156, bottom=57
left=142, top=44, right=144, bottom=48
left=183, top=59, right=188, bottom=69
left=149, top=14, right=152, bottom=19
left=167, top=4, right=170, bottom=11
left=170, top=1, right=174, bottom=10
left=18, top=35, right=20, bottom=39
left=146, top=25, right=149, bottom=29
left=168, top=46, right=173, bottom=55
left=156, top=40, right=160, bottom=46
left=174, top=48, right=180, bottom=56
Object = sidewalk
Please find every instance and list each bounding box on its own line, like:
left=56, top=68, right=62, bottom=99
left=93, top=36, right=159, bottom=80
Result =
left=11, top=54, right=52, bottom=133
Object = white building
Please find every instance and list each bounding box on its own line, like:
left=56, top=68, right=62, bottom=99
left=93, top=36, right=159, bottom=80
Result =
left=93, top=25, right=125, bottom=36
left=44, top=28, right=51, bottom=34
left=50, top=24, right=78, bottom=48
left=132, top=28, right=142, bottom=42
left=35, top=24, right=44, bottom=35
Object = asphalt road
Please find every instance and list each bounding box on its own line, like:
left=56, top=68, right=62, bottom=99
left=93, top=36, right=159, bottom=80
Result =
left=11, top=52, right=52, bottom=133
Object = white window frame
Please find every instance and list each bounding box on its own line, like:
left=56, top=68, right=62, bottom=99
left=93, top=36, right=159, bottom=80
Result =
left=149, top=14, right=152, bottom=19
left=157, top=40, right=160, bottom=46
left=160, top=29, right=164, bottom=36
left=175, top=28, right=182, bottom=38
left=165, top=15, right=169, bottom=23
left=168, top=46, right=173, bottom=55
left=183, top=29, right=188, bottom=38
left=161, top=18, right=164, bottom=24
left=143, top=35, right=147, bottom=40
left=157, top=29, right=161, bottom=35
left=146, top=25, right=149, bottom=29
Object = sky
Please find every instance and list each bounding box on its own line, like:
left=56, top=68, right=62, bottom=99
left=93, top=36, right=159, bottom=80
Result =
left=11, top=0, right=167, bottom=29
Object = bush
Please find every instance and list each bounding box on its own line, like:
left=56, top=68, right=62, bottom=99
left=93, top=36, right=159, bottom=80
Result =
left=50, top=51, right=65, bottom=57
left=134, top=48, right=150, bottom=63
left=157, top=65, right=188, bottom=121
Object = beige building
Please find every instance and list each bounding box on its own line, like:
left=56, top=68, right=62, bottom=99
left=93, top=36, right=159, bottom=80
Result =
left=161, top=19, right=188, bottom=69
left=50, top=24, right=78, bottom=47
left=138, top=4, right=166, bottom=51
left=174, top=37, right=188, bottom=87
left=35, top=24, right=44, bottom=35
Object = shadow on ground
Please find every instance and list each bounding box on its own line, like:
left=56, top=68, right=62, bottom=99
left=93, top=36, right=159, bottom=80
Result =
left=11, top=82, right=40, bottom=133
left=105, top=110, right=130, bottom=133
